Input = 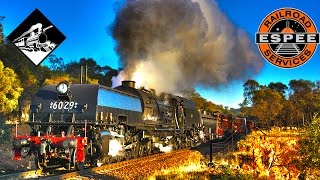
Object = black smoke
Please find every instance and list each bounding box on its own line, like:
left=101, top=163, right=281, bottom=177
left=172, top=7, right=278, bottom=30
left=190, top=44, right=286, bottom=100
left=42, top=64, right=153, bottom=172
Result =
left=111, top=0, right=263, bottom=92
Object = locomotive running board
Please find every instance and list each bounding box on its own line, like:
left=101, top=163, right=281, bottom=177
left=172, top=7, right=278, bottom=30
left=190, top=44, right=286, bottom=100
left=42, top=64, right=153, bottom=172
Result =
left=27, top=121, right=118, bottom=126
left=154, top=128, right=176, bottom=131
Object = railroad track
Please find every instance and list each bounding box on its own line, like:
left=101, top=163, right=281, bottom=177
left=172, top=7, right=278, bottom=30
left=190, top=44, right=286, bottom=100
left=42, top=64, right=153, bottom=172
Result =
left=0, top=149, right=189, bottom=180
left=0, top=169, right=44, bottom=180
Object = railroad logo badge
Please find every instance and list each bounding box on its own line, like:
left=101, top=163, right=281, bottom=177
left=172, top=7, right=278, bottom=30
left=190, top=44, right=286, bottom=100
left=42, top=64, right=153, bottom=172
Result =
left=256, top=8, right=319, bottom=68
left=7, top=9, right=66, bottom=66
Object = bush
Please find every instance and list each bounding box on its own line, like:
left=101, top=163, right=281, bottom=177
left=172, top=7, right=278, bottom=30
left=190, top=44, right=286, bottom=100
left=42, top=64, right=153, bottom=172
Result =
left=299, top=117, right=320, bottom=176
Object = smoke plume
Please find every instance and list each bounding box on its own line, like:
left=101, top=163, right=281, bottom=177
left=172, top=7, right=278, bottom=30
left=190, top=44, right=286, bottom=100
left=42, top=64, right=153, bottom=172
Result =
left=112, top=0, right=263, bottom=93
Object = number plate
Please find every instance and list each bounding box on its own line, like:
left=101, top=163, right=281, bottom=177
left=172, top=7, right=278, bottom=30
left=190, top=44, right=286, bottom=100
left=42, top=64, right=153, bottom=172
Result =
left=49, top=101, right=78, bottom=110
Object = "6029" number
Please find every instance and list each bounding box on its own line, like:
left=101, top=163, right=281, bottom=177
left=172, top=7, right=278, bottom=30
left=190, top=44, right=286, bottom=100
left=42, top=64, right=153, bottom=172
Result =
left=49, top=101, right=78, bottom=110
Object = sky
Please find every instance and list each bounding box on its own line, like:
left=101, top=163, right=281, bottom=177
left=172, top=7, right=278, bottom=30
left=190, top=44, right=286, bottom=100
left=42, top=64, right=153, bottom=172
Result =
left=1, top=0, right=320, bottom=108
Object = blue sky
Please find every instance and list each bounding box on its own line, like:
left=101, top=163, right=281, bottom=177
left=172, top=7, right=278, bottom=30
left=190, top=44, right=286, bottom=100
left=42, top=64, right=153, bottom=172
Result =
left=1, top=0, right=320, bottom=108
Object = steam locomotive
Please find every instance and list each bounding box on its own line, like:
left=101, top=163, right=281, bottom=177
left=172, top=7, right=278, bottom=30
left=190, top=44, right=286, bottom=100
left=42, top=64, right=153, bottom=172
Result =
left=12, top=81, right=252, bottom=170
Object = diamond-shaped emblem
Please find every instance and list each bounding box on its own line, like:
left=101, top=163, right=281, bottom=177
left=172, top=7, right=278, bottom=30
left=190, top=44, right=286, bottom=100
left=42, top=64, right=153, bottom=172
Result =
left=7, top=9, right=66, bottom=66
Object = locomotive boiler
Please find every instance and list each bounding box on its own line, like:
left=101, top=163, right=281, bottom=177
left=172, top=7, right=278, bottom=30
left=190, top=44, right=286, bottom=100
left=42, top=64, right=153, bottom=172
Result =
left=12, top=81, right=204, bottom=170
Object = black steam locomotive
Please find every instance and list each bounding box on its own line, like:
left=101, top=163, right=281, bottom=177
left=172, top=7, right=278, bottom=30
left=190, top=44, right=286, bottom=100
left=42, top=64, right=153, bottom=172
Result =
left=12, top=81, right=250, bottom=170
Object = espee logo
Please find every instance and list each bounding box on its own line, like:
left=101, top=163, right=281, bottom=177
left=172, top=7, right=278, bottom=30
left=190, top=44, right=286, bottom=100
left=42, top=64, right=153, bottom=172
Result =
left=256, top=8, right=319, bottom=68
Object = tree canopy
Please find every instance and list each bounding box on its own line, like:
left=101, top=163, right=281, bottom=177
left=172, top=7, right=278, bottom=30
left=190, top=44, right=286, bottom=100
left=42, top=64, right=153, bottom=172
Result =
left=181, top=89, right=233, bottom=115
left=240, top=78, right=320, bottom=128
left=0, top=60, right=23, bottom=114
left=251, top=88, right=284, bottom=126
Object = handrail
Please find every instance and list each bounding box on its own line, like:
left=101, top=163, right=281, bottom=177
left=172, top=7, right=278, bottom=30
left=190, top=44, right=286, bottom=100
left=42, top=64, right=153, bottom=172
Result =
left=213, top=131, right=243, bottom=145
left=255, top=126, right=268, bottom=136
left=208, top=131, right=246, bottom=167
left=214, top=131, right=237, bottom=144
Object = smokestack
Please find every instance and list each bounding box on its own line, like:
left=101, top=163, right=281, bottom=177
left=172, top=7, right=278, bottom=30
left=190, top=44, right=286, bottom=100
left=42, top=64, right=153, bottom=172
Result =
left=122, top=81, right=136, bottom=88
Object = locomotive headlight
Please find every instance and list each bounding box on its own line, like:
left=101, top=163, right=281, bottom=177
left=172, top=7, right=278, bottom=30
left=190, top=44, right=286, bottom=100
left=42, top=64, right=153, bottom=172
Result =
left=56, top=82, right=72, bottom=101
left=56, top=82, right=69, bottom=94
left=21, top=139, right=28, bottom=145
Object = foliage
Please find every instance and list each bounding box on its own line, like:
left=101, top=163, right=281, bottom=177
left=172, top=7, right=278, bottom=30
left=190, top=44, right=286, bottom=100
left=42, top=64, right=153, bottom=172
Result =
left=46, top=54, right=65, bottom=72
left=0, top=22, right=119, bottom=122
left=288, top=79, right=318, bottom=126
left=251, top=88, right=284, bottom=126
left=211, top=128, right=304, bottom=179
left=64, top=58, right=119, bottom=86
left=278, top=100, right=297, bottom=127
left=149, top=129, right=305, bottom=180
left=0, top=22, right=5, bottom=55
left=299, top=117, right=320, bottom=177
left=181, top=89, right=232, bottom=114
left=44, top=74, right=73, bottom=85
left=242, top=79, right=260, bottom=107
left=289, top=79, right=315, bottom=94
left=0, top=60, right=23, bottom=114
left=44, top=73, right=99, bottom=85
left=268, top=82, right=288, bottom=97
left=0, top=25, right=52, bottom=121
left=241, top=79, right=320, bottom=128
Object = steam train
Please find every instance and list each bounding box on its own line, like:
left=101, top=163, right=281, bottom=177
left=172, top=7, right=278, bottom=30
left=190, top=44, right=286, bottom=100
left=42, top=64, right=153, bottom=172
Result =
left=12, top=81, right=252, bottom=170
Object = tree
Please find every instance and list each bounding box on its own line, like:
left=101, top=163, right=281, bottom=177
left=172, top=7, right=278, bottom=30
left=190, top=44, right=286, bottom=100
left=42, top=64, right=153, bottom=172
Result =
left=241, top=79, right=260, bottom=107
left=289, top=79, right=315, bottom=95
left=181, top=89, right=231, bottom=114
left=0, top=20, right=5, bottom=55
left=289, top=79, right=317, bottom=125
left=251, top=88, right=284, bottom=127
left=0, top=60, right=23, bottom=114
left=278, top=100, right=298, bottom=127
left=239, top=79, right=260, bottom=118
left=65, top=58, right=118, bottom=86
left=181, top=89, right=207, bottom=110
left=0, top=22, right=53, bottom=121
left=44, top=73, right=99, bottom=85
left=47, top=54, right=65, bottom=72
left=268, top=82, right=288, bottom=97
